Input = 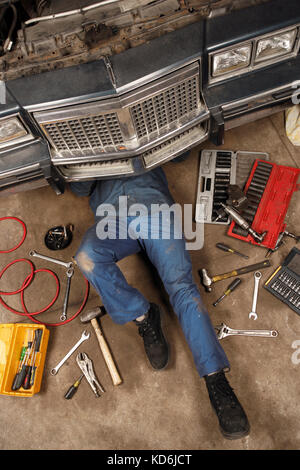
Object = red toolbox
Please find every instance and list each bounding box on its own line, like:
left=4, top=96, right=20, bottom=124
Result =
left=227, top=160, right=300, bottom=250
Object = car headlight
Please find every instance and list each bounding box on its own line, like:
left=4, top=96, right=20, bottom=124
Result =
left=255, top=29, right=297, bottom=63
left=0, top=117, right=28, bottom=144
left=212, top=45, right=251, bottom=77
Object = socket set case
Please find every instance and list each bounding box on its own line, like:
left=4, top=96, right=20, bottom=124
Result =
left=227, top=160, right=300, bottom=250
left=0, top=323, right=49, bottom=397
left=264, top=248, right=300, bottom=316
left=195, top=150, right=269, bottom=224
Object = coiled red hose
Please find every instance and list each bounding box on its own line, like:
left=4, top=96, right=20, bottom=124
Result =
left=0, top=217, right=27, bottom=253
left=0, top=217, right=89, bottom=326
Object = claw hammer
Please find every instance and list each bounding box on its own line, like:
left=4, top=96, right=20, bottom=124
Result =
left=80, top=306, right=122, bottom=386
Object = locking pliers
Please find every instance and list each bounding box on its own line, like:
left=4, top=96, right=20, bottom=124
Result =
left=76, top=352, right=105, bottom=397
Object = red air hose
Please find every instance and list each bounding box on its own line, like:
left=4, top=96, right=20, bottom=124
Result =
left=0, top=217, right=27, bottom=253
left=0, top=258, right=34, bottom=295
left=0, top=217, right=89, bottom=326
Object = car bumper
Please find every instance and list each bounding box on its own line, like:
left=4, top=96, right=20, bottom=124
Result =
left=0, top=139, right=64, bottom=195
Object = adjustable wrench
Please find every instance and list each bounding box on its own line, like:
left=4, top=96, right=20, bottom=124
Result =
left=249, top=271, right=262, bottom=320
left=216, top=323, right=278, bottom=339
left=29, top=250, right=73, bottom=269
left=60, top=267, right=74, bottom=322
left=50, top=330, right=90, bottom=375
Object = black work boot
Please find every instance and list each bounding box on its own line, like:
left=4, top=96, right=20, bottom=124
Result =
left=135, top=303, right=169, bottom=370
left=204, top=371, right=250, bottom=440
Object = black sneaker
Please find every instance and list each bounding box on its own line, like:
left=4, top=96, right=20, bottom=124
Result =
left=204, top=371, right=250, bottom=440
left=135, top=303, right=169, bottom=370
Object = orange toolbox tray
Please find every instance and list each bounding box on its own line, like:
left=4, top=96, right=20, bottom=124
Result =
left=0, top=323, right=49, bottom=397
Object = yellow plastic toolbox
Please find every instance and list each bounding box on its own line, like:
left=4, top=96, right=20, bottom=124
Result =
left=0, top=323, right=49, bottom=397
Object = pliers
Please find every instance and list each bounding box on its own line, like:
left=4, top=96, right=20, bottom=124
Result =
left=76, top=352, right=105, bottom=397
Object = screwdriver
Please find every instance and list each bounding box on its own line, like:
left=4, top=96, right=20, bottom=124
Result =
left=12, top=338, right=33, bottom=391
left=23, top=335, right=37, bottom=390
left=213, top=278, right=242, bottom=306
left=11, top=344, right=27, bottom=391
left=29, top=329, right=43, bottom=388
left=64, top=375, right=84, bottom=400
left=216, top=243, right=249, bottom=259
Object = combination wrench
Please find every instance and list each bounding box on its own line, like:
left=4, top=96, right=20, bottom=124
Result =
left=249, top=271, right=262, bottom=320
left=60, top=267, right=74, bottom=322
left=216, top=323, right=278, bottom=339
left=50, top=330, right=90, bottom=375
left=29, top=250, right=73, bottom=269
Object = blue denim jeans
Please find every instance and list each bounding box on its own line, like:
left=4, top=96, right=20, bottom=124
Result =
left=75, top=215, right=230, bottom=377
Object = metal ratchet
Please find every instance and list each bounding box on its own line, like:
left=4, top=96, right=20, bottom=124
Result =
left=215, top=323, right=278, bottom=339
left=76, top=352, right=104, bottom=397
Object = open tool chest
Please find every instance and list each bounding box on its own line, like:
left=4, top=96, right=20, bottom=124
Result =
left=227, top=160, right=300, bottom=250
left=265, top=248, right=300, bottom=316
left=0, top=323, right=49, bottom=397
left=195, top=150, right=269, bottom=224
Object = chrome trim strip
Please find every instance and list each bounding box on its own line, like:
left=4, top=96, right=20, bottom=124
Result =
left=0, top=163, right=40, bottom=179
left=221, top=81, right=295, bottom=114
left=224, top=101, right=291, bottom=131
left=58, top=158, right=134, bottom=180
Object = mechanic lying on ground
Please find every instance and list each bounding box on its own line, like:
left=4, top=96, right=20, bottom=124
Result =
left=70, top=165, right=250, bottom=440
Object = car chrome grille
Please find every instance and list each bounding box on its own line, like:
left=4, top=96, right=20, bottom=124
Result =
left=42, top=112, right=124, bottom=154
left=130, top=75, right=199, bottom=139
left=34, top=62, right=205, bottom=160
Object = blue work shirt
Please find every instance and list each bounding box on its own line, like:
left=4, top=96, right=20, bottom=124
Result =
left=69, top=167, right=175, bottom=218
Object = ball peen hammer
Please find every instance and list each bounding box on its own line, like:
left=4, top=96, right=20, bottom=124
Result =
left=80, top=306, right=122, bottom=386
left=199, top=260, right=271, bottom=292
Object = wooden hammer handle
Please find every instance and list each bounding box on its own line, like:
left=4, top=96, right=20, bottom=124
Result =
left=91, top=318, right=122, bottom=386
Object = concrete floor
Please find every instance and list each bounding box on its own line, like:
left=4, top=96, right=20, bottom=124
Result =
left=0, top=111, right=299, bottom=451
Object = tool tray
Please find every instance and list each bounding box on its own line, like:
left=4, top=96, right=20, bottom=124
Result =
left=227, top=160, right=300, bottom=250
left=264, top=247, right=300, bottom=316
left=195, top=150, right=269, bottom=225
left=0, top=323, right=49, bottom=397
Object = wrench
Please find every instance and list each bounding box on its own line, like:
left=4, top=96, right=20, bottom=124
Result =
left=215, top=323, right=278, bottom=339
left=29, top=250, right=73, bottom=269
left=50, top=330, right=90, bottom=375
left=249, top=271, right=262, bottom=320
left=60, top=267, right=74, bottom=322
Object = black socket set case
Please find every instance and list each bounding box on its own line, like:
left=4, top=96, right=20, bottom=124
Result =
left=264, top=248, right=300, bottom=316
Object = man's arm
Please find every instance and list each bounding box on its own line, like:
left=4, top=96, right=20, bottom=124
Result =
left=69, top=181, right=96, bottom=197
